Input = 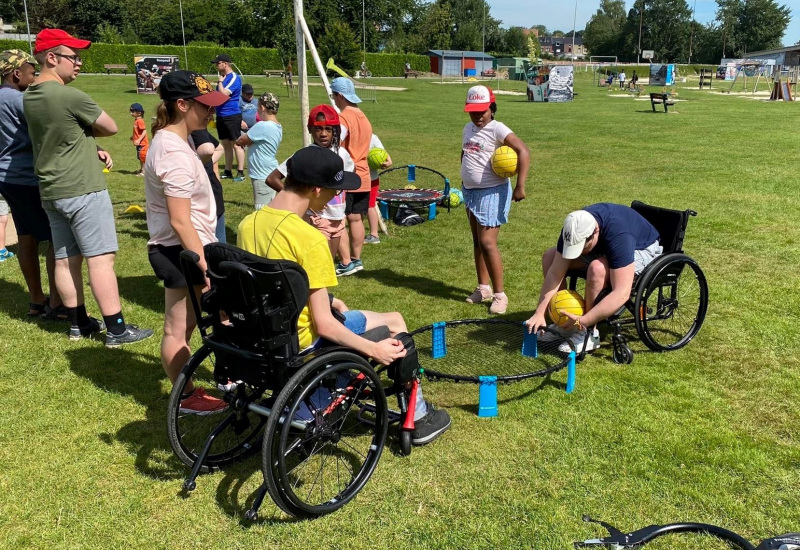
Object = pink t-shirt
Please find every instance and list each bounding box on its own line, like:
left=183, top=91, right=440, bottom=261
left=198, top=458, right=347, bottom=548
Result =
left=460, top=119, right=513, bottom=189
left=144, top=130, right=217, bottom=247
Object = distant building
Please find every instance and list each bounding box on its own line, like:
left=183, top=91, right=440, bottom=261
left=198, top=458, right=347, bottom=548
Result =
left=737, top=45, right=800, bottom=67
left=539, top=35, right=586, bottom=59
left=425, top=50, right=495, bottom=77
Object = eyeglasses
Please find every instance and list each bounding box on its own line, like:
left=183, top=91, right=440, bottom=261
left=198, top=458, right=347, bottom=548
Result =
left=53, top=53, right=82, bottom=65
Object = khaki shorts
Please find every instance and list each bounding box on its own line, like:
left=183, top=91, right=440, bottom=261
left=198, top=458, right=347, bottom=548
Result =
left=580, top=241, right=663, bottom=275
left=309, top=215, right=346, bottom=240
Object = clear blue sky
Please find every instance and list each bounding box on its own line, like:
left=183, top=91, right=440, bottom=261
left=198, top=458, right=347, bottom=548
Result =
left=490, top=0, right=798, bottom=48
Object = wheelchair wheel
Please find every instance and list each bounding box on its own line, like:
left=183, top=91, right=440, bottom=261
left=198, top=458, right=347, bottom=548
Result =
left=262, top=351, right=388, bottom=518
left=634, top=254, right=708, bottom=352
left=167, top=346, right=267, bottom=472
left=399, top=430, right=412, bottom=456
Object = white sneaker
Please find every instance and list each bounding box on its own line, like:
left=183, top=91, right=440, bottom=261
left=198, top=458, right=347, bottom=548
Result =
left=538, top=324, right=573, bottom=343
left=559, top=328, right=600, bottom=353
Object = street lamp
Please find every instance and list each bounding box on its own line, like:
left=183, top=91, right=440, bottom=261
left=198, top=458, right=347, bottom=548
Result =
left=571, top=0, right=578, bottom=61
left=688, top=0, right=697, bottom=64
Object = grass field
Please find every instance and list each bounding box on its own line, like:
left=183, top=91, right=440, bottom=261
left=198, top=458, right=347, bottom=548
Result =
left=1, top=71, right=799, bottom=550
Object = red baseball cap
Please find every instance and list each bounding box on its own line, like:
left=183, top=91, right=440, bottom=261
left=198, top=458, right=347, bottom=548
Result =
left=34, top=29, right=91, bottom=54
left=464, top=85, right=496, bottom=112
left=308, top=104, right=340, bottom=126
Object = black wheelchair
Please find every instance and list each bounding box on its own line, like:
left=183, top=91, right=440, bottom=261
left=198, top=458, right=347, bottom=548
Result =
left=167, top=243, right=422, bottom=519
left=566, top=201, right=709, bottom=364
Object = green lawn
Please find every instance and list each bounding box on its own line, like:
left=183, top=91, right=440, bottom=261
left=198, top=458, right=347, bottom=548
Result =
left=1, top=71, right=799, bottom=550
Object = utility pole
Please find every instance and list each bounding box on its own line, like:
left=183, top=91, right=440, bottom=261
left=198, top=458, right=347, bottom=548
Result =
left=637, top=0, right=644, bottom=65
left=572, top=0, right=578, bottom=61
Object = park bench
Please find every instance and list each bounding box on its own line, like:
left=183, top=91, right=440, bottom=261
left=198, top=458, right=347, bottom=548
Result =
left=404, top=69, right=420, bottom=78
left=263, top=70, right=285, bottom=78
left=104, top=64, right=129, bottom=75
left=650, top=92, right=675, bottom=113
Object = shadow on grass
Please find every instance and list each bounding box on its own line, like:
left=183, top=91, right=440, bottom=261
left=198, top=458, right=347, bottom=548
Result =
left=64, top=345, right=187, bottom=480
left=451, top=374, right=566, bottom=415
left=0, top=278, right=73, bottom=334
left=116, top=218, right=150, bottom=240
left=357, top=268, right=467, bottom=301
left=117, top=274, right=165, bottom=313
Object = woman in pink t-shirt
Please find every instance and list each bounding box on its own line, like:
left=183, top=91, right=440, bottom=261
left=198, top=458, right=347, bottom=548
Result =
left=143, top=71, right=228, bottom=414
left=461, top=85, right=530, bottom=315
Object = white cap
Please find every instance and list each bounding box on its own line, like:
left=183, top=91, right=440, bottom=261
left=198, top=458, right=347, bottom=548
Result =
left=561, top=210, right=597, bottom=260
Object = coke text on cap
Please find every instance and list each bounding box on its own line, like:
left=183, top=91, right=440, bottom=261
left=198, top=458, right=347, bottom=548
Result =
left=464, top=85, right=496, bottom=112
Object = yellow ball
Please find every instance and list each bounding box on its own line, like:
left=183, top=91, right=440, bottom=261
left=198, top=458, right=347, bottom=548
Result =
left=368, top=148, right=388, bottom=170
left=491, top=145, right=518, bottom=178
left=404, top=184, right=417, bottom=190
left=102, top=168, right=110, bottom=173
left=548, top=289, right=585, bottom=326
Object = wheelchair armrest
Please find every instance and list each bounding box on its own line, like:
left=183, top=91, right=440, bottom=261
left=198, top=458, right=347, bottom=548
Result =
left=360, top=326, right=391, bottom=343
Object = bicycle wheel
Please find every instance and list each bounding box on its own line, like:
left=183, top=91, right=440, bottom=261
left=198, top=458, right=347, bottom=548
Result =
left=167, top=346, right=267, bottom=472
left=634, top=254, right=708, bottom=352
left=262, top=351, right=388, bottom=518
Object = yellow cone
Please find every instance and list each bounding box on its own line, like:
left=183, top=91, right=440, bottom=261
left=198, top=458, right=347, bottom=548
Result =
left=124, top=205, right=145, bottom=214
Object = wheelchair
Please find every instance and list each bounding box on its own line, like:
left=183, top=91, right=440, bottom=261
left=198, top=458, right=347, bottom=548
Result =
left=167, top=243, right=422, bottom=519
left=566, top=201, right=709, bottom=365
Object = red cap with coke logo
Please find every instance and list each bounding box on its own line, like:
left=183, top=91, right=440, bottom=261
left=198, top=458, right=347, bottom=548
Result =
left=464, top=85, right=495, bottom=112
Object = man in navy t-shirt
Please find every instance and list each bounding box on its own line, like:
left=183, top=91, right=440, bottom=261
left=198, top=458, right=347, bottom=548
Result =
left=525, top=203, right=662, bottom=353
left=212, top=53, right=244, bottom=181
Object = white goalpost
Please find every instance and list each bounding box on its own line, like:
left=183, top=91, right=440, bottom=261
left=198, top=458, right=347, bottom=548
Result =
left=294, top=0, right=339, bottom=146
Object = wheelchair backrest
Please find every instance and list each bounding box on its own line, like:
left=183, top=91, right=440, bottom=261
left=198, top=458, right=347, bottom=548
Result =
left=631, top=200, right=693, bottom=254
left=184, top=243, right=309, bottom=363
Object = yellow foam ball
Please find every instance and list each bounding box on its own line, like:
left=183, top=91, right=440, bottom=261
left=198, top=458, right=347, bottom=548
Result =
left=368, top=148, right=388, bottom=170
left=491, top=145, right=519, bottom=178
left=404, top=184, right=417, bottom=190
left=548, top=289, right=585, bottom=326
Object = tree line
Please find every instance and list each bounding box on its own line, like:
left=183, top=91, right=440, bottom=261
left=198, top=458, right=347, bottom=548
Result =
left=582, top=0, right=792, bottom=64
left=1, top=0, right=533, bottom=69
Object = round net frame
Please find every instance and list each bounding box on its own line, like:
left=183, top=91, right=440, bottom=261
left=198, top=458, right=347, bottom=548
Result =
left=377, top=165, right=451, bottom=208
left=409, top=319, right=576, bottom=384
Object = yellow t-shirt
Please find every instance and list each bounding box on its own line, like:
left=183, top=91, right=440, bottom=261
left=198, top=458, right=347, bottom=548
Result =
left=237, top=206, right=338, bottom=349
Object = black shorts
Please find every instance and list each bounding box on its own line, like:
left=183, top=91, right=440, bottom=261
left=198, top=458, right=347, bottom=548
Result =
left=0, top=182, right=51, bottom=241
left=345, top=191, right=370, bottom=216
left=216, top=114, right=243, bottom=141
left=148, top=244, right=205, bottom=289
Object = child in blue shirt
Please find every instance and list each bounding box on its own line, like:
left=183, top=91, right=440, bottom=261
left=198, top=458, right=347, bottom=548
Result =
left=236, top=93, right=282, bottom=210
left=239, top=83, right=258, bottom=129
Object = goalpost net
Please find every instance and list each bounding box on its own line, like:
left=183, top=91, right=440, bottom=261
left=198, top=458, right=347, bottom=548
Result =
left=589, top=56, right=618, bottom=86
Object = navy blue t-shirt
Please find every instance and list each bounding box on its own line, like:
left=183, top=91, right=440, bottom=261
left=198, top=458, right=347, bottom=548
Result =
left=557, top=203, right=660, bottom=269
left=216, top=72, right=242, bottom=118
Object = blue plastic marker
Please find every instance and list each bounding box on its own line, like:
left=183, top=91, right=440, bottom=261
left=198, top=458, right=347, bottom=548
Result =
left=566, top=351, right=576, bottom=393
left=431, top=322, right=447, bottom=359
left=521, top=325, right=538, bottom=358
left=478, top=375, right=498, bottom=417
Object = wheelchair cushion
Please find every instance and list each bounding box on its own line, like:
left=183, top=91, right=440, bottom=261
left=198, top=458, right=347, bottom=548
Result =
left=630, top=200, right=690, bottom=254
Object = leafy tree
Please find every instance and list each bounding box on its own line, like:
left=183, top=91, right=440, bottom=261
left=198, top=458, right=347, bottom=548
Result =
left=726, top=0, right=790, bottom=55
left=527, top=34, right=541, bottom=61
left=583, top=0, right=626, bottom=57
left=529, top=24, right=548, bottom=36
left=96, top=22, right=123, bottom=43
left=503, top=26, right=528, bottom=57
left=317, top=20, right=361, bottom=71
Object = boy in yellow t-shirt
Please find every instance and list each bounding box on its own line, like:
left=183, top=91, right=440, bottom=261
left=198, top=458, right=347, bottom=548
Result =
left=238, top=146, right=451, bottom=446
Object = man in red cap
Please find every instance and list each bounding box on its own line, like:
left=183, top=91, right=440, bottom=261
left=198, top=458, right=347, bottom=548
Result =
left=24, top=29, right=153, bottom=347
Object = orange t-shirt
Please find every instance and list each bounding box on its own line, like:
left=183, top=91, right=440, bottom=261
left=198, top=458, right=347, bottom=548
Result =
left=338, top=107, right=372, bottom=192
left=133, top=118, right=149, bottom=148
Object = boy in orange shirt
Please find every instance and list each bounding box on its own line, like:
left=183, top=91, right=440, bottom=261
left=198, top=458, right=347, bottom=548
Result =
left=129, top=103, right=148, bottom=176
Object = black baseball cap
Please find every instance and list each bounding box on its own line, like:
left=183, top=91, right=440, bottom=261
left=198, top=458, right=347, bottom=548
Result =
left=211, top=53, right=232, bottom=64
left=287, top=147, right=361, bottom=191
left=158, top=71, right=228, bottom=107
left=242, top=83, right=254, bottom=94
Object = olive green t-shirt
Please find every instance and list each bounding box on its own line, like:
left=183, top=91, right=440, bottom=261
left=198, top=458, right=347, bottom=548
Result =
left=23, top=81, right=106, bottom=201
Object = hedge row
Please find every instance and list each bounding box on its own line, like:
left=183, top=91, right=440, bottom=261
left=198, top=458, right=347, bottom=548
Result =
left=0, top=39, right=429, bottom=76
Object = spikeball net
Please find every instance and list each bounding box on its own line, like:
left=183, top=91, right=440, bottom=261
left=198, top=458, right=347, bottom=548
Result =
left=409, top=319, right=577, bottom=416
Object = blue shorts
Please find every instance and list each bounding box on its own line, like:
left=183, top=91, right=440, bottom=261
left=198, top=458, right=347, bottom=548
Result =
left=342, top=310, right=367, bottom=335
left=306, top=310, right=368, bottom=352
left=462, top=182, right=511, bottom=227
